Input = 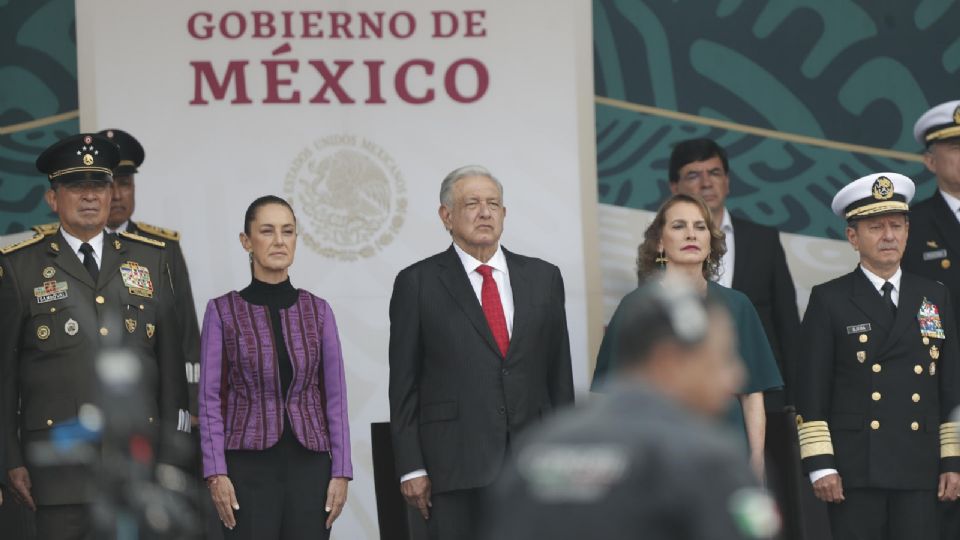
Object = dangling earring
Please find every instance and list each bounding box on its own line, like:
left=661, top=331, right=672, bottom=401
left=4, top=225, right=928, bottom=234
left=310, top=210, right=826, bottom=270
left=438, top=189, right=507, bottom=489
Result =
left=656, top=249, right=668, bottom=269
left=248, top=252, right=254, bottom=263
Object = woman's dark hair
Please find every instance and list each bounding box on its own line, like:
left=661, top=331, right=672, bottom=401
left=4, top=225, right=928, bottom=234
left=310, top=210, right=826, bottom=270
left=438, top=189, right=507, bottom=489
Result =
left=668, top=138, right=729, bottom=182
left=636, top=193, right=726, bottom=284
left=244, top=195, right=296, bottom=234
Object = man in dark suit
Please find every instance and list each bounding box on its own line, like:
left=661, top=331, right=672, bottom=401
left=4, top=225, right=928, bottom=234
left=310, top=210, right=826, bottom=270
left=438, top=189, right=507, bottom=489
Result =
left=0, top=133, right=190, bottom=540
left=99, top=128, right=201, bottom=421
left=797, top=172, right=960, bottom=539
left=902, top=99, right=960, bottom=539
left=485, top=283, right=780, bottom=540
left=389, top=165, right=575, bottom=540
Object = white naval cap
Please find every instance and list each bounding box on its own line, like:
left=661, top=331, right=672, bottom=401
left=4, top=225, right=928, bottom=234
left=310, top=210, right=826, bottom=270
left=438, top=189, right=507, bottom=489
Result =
left=914, top=100, right=960, bottom=146
left=831, top=172, right=915, bottom=221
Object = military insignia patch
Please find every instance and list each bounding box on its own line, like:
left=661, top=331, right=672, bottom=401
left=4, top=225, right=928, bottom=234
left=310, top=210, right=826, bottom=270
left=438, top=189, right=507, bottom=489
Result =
left=119, top=261, right=154, bottom=298
left=856, top=351, right=866, bottom=363
left=50, top=242, right=59, bottom=252
left=871, top=176, right=894, bottom=200
left=34, top=280, right=68, bottom=303
left=64, top=318, right=79, bottom=336
left=923, top=249, right=947, bottom=261
left=918, top=297, right=945, bottom=339
left=846, top=323, right=871, bottom=334
left=37, top=325, right=50, bottom=340
left=125, top=318, right=137, bottom=333
left=146, top=323, right=155, bottom=339
left=82, top=154, right=94, bottom=166
left=928, top=240, right=940, bottom=249
left=114, top=239, right=121, bottom=250
left=42, top=266, right=55, bottom=278
left=931, top=345, right=941, bottom=360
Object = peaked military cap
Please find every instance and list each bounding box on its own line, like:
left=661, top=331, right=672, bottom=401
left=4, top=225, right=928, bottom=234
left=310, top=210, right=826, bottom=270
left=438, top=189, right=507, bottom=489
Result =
left=913, top=100, right=960, bottom=146
left=98, top=128, right=145, bottom=176
left=36, top=133, right=120, bottom=184
left=831, top=172, right=915, bottom=221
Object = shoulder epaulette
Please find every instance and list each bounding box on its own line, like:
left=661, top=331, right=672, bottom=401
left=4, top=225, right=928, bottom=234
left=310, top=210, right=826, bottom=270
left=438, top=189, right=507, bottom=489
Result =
left=135, top=221, right=180, bottom=241
left=32, top=222, right=60, bottom=236
left=120, top=231, right=166, bottom=248
left=1, top=232, right=45, bottom=255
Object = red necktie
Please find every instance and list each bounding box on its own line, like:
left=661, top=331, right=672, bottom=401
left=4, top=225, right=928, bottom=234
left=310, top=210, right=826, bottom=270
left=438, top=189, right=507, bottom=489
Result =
left=477, top=264, right=510, bottom=357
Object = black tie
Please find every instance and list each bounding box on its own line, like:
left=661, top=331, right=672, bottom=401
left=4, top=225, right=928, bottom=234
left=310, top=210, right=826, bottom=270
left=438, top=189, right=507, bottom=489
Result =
left=881, top=281, right=896, bottom=317
left=79, top=242, right=99, bottom=281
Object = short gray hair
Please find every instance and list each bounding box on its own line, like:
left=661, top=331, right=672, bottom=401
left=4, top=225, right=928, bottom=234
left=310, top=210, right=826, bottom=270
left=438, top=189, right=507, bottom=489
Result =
left=439, top=165, right=503, bottom=208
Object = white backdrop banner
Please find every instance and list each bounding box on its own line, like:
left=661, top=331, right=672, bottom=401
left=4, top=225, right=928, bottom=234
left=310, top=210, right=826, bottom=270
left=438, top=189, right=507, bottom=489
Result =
left=76, top=1, right=595, bottom=538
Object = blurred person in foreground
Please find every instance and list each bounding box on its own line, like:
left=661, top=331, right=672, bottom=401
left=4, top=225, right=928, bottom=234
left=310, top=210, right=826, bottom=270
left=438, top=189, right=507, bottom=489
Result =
left=592, top=194, right=783, bottom=478
left=485, top=283, right=780, bottom=540
left=198, top=195, right=352, bottom=539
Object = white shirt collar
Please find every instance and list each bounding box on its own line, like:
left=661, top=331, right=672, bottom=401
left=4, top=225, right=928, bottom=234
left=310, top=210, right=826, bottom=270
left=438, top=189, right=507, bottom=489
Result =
left=106, top=220, right=130, bottom=235
left=940, top=190, right=960, bottom=215
left=452, top=242, right=508, bottom=275
left=859, top=264, right=902, bottom=294
left=719, top=207, right=734, bottom=233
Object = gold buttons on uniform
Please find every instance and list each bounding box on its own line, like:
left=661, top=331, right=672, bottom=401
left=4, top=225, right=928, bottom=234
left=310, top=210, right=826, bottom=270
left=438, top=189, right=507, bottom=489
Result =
left=99, top=327, right=109, bottom=336
left=871, top=420, right=880, bottom=430
left=912, top=393, right=920, bottom=403
left=46, top=419, right=53, bottom=426
left=915, top=365, right=924, bottom=375
left=49, top=307, right=56, bottom=313
left=872, top=364, right=882, bottom=373
left=872, top=392, right=882, bottom=401
left=859, top=334, right=869, bottom=343
left=96, top=295, right=105, bottom=304
left=943, top=259, right=952, bottom=270
left=923, top=337, right=930, bottom=346
left=911, top=421, right=920, bottom=431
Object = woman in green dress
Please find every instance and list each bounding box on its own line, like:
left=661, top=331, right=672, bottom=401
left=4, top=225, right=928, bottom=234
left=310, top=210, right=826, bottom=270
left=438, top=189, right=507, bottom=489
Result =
left=591, top=193, right=783, bottom=478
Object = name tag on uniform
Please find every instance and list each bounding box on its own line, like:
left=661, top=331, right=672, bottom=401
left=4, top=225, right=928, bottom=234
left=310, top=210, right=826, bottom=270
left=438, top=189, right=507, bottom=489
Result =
left=34, top=280, right=68, bottom=303
left=923, top=249, right=948, bottom=261
left=846, top=323, right=871, bottom=334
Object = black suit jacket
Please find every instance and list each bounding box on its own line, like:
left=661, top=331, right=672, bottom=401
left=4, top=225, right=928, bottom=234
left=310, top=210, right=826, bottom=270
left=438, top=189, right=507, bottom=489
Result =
left=796, top=268, right=960, bottom=490
left=903, top=191, right=960, bottom=309
left=0, top=229, right=188, bottom=505
left=730, top=217, right=801, bottom=402
left=388, top=245, right=575, bottom=494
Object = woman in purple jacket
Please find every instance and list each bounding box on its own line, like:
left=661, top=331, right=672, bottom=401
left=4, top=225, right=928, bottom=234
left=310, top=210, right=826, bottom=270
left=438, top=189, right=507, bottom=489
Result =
left=199, top=195, right=352, bottom=538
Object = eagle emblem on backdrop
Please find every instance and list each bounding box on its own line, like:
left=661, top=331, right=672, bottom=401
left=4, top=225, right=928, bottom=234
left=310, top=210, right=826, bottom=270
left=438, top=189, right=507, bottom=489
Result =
left=285, top=135, right=407, bottom=261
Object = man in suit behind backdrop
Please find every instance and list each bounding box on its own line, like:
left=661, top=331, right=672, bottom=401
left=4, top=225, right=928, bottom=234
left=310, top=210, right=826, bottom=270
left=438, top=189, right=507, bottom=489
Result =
left=388, top=165, right=575, bottom=540
left=902, top=99, right=960, bottom=539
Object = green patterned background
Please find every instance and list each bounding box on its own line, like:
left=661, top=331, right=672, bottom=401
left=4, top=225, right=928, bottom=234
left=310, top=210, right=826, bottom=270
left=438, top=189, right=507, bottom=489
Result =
left=1, top=0, right=77, bottom=234
left=595, top=0, right=960, bottom=240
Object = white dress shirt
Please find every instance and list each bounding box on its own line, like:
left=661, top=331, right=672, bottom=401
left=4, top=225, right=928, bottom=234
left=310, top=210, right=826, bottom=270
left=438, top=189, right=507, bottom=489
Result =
left=400, top=242, right=515, bottom=483
left=106, top=220, right=129, bottom=235
left=715, top=208, right=735, bottom=288
left=808, top=265, right=901, bottom=484
left=59, top=228, right=104, bottom=270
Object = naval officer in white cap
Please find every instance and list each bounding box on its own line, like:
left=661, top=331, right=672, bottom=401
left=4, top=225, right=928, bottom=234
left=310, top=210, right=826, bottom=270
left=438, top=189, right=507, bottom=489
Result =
left=904, top=100, right=960, bottom=540
left=796, top=172, right=960, bottom=539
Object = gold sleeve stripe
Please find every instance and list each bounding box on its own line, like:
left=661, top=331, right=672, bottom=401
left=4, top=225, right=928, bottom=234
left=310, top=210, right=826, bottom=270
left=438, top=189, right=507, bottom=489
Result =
left=941, top=423, right=960, bottom=458
left=797, top=420, right=834, bottom=459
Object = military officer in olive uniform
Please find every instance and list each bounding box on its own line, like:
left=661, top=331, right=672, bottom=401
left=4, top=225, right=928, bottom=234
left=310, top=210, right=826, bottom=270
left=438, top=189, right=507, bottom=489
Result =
left=98, top=128, right=201, bottom=420
left=0, top=133, right=190, bottom=540
left=796, top=172, right=960, bottom=539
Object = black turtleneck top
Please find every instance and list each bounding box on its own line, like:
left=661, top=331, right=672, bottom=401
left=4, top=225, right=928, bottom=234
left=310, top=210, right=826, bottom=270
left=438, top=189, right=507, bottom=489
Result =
left=239, top=277, right=297, bottom=402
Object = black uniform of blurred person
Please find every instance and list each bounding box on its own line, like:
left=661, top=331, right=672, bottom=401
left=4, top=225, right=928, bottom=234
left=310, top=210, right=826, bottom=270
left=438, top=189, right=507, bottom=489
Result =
left=485, top=284, right=780, bottom=540
left=797, top=172, right=960, bottom=539
left=0, top=133, right=190, bottom=540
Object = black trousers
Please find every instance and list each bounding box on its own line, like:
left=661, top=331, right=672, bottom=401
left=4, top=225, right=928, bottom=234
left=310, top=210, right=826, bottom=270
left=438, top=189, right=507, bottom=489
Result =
left=223, top=430, right=333, bottom=540
left=828, top=488, right=939, bottom=540
left=35, top=504, right=91, bottom=540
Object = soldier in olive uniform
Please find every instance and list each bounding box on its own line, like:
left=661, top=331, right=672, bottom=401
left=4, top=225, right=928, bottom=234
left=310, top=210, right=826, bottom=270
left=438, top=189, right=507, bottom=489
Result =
left=796, top=172, right=960, bottom=539
left=0, top=133, right=190, bottom=540
left=98, top=128, right=201, bottom=420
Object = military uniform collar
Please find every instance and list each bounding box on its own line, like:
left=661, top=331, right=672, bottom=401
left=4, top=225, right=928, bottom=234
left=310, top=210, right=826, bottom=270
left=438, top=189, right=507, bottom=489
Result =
left=859, top=264, right=902, bottom=297
left=939, top=189, right=960, bottom=217
left=59, top=227, right=105, bottom=267
left=105, top=220, right=130, bottom=235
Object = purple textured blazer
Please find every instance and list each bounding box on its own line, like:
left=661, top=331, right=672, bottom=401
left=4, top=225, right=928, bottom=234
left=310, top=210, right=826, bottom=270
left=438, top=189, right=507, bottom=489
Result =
left=198, top=290, right=352, bottom=479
